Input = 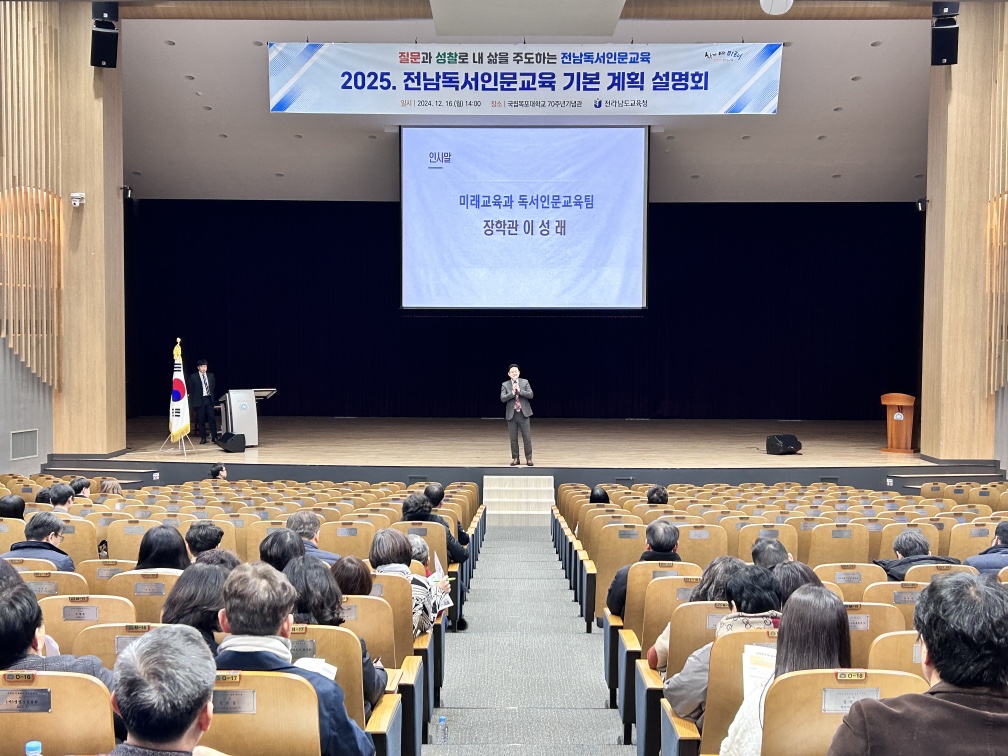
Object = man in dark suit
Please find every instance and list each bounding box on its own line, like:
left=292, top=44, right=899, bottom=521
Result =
left=188, top=359, right=217, bottom=444
left=500, top=363, right=534, bottom=466
left=829, top=572, right=1008, bottom=755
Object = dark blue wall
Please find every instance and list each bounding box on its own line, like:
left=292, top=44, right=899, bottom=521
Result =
left=124, top=200, right=924, bottom=420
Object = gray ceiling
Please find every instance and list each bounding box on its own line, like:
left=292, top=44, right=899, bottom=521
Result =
left=121, top=18, right=931, bottom=202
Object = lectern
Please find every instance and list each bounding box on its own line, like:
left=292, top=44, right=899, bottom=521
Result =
left=218, top=388, right=277, bottom=447
left=881, top=393, right=915, bottom=453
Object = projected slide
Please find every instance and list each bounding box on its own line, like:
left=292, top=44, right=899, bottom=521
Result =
left=401, top=127, right=647, bottom=309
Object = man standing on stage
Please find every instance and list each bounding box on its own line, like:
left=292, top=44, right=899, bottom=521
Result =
left=188, top=359, right=217, bottom=445
left=501, top=363, right=534, bottom=466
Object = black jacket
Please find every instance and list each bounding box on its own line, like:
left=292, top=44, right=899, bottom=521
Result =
left=874, top=553, right=960, bottom=581
left=606, top=550, right=681, bottom=617
left=406, top=511, right=469, bottom=564
left=187, top=370, right=216, bottom=406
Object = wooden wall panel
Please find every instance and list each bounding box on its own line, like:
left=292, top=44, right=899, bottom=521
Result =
left=922, top=3, right=1004, bottom=461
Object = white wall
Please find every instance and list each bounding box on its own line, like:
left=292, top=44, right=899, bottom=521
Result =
left=0, top=344, right=53, bottom=476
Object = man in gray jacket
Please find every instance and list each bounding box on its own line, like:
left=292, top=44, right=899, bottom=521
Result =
left=1, top=511, right=75, bottom=571
left=501, top=363, right=534, bottom=466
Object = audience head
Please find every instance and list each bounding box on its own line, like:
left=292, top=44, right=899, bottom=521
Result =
left=994, top=521, right=1008, bottom=546
left=690, top=555, right=746, bottom=602
left=137, top=525, right=192, bottom=571
left=772, top=561, right=823, bottom=605
left=423, top=482, right=445, bottom=507
left=99, top=479, right=123, bottom=496
left=69, top=476, right=91, bottom=497
left=161, top=563, right=226, bottom=639
left=913, top=573, right=1008, bottom=687
left=775, top=584, right=851, bottom=677
left=286, top=510, right=322, bottom=543
left=408, top=534, right=429, bottom=566
left=221, top=562, right=297, bottom=637
left=34, top=487, right=51, bottom=505
left=0, top=581, right=42, bottom=667
left=724, top=565, right=782, bottom=614
left=0, top=558, right=24, bottom=587
left=258, top=528, right=305, bottom=572
left=894, top=529, right=931, bottom=558
left=0, top=494, right=26, bottom=520
left=48, top=483, right=74, bottom=509
left=752, top=537, right=791, bottom=570
left=208, top=463, right=226, bottom=480
left=402, top=492, right=432, bottom=520
left=184, top=521, right=224, bottom=558
left=283, top=556, right=343, bottom=626
left=645, top=520, right=679, bottom=553
left=194, top=548, right=241, bottom=572
left=646, top=485, right=669, bottom=505
left=331, top=555, right=373, bottom=596
left=112, top=625, right=215, bottom=750
left=23, top=511, right=64, bottom=546
left=589, top=486, right=610, bottom=504
left=370, top=528, right=413, bottom=568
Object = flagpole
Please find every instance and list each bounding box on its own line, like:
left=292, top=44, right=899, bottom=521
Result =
left=162, top=337, right=193, bottom=456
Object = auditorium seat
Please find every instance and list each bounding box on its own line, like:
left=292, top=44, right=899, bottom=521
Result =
left=236, top=504, right=284, bottom=520
left=52, top=516, right=100, bottom=566
left=760, top=669, right=929, bottom=756
left=318, top=520, right=375, bottom=560
left=0, top=670, right=115, bottom=753
left=245, top=519, right=288, bottom=558
left=39, top=594, right=135, bottom=652
left=868, top=630, right=927, bottom=679
left=22, top=569, right=88, bottom=598
left=902, top=562, right=978, bottom=582
left=393, top=521, right=463, bottom=628
left=946, top=520, right=995, bottom=560
left=212, top=512, right=259, bottom=561
left=343, top=511, right=392, bottom=531
left=874, top=521, right=939, bottom=561
left=72, top=621, right=162, bottom=667
left=76, top=559, right=137, bottom=592
left=585, top=521, right=646, bottom=629
left=806, top=522, right=870, bottom=568
left=122, top=503, right=167, bottom=519
left=919, top=481, right=946, bottom=499
left=673, top=524, right=728, bottom=568
left=4, top=556, right=58, bottom=571
left=862, top=581, right=926, bottom=630
left=370, top=573, right=419, bottom=669
left=814, top=563, right=887, bottom=602
left=68, top=501, right=110, bottom=518
left=736, top=522, right=799, bottom=562
left=106, top=569, right=183, bottom=623
left=179, top=504, right=227, bottom=520
left=178, top=517, right=238, bottom=554
left=0, top=516, right=27, bottom=552
left=845, top=601, right=905, bottom=667
left=106, top=518, right=159, bottom=560
left=340, top=595, right=398, bottom=670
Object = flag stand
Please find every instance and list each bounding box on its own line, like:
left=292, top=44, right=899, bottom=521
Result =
left=158, top=432, right=195, bottom=458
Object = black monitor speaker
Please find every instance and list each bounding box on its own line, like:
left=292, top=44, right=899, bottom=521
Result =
left=766, top=434, right=802, bottom=455
left=90, top=20, right=118, bottom=68
left=217, top=432, right=246, bottom=453
left=931, top=22, right=959, bottom=66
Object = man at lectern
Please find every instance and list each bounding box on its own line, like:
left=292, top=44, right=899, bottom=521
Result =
left=501, top=363, right=534, bottom=466
left=188, top=359, right=217, bottom=444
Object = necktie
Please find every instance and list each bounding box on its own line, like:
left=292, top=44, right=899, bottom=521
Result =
left=201, top=374, right=208, bottom=396
left=514, top=382, right=521, bottom=413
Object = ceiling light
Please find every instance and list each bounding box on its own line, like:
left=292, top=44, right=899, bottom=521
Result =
left=833, top=106, right=843, bottom=112
left=164, top=40, right=176, bottom=46
left=195, top=91, right=202, bottom=96
left=293, top=134, right=303, bottom=139
left=870, top=41, right=882, bottom=47
left=368, top=135, right=377, bottom=140
left=665, top=135, right=674, bottom=140
left=759, top=0, right=794, bottom=16
left=202, top=105, right=212, bottom=111
left=851, top=75, right=862, bottom=81
left=184, top=75, right=195, bottom=81
left=274, top=173, right=285, bottom=177
left=782, top=41, right=793, bottom=47
left=253, top=41, right=264, bottom=47
left=915, top=173, right=925, bottom=179
left=831, top=174, right=842, bottom=179
left=742, top=135, right=751, bottom=140
left=131, top=171, right=142, bottom=176
left=817, top=135, right=828, bottom=141
left=218, top=133, right=228, bottom=139
left=664, top=150, right=669, bottom=154
left=691, top=174, right=700, bottom=179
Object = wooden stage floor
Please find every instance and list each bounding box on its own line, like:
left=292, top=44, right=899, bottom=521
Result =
left=120, top=416, right=935, bottom=470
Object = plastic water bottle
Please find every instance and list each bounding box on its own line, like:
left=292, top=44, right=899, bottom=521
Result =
left=432, top=715, right=448, bottom=745
left=25, top=742, right=42, bottom=756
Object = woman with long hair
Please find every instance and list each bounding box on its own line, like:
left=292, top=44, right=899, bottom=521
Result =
left=719, top=584, right=851, bottom=756
left=161, top=563, right=227, bottom=653
left=135, top=525, right=191, bottom=571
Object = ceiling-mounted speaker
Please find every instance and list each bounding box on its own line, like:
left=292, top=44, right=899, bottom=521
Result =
left=932, top=1, right=959, bottom=66
left=91, top=3, right=119, bottom=68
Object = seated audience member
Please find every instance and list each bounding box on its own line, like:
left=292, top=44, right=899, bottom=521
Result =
left=69, top=476, right=91, bottom=499
left=772, top=560, right=824, bottom=605
left=664, top=565, right=783, bottom=728
left=721, top=585, right=851, bottom=756
left=424, top=481, right=469, bottom=546
left=964, top=521, right=1008, bottom=575
left=0, top=580, right=114, bottom=688
left=401, top=492, right=468, bottom=564
left=283, top=556, right=388, bottom=719
left=215, top=562, right=375, bottom=756
left=48, top=482, right=74, bottom=512
left=110, top=624, right=216, bottom=756
left=0, top=558, right=23, bottom=586
left=99, top=478, right=124, bottom=497
left=589, top=485, right=610, bottom=505
left=259, top=528, right=305, bottom=572
left=34, top=487, right=51, bottom=506
left=331, top=555, right=373, bottom=596
left=286, top=510, right=340, bottom=566
left=184, top=521, right=225, bottom=560
left=875, top=529, right=960, bottom=581
left=606, top=520, right=681, bottom=617
left=829, top=573, right=1008, bottom=755
left=647, top=484, right=670, bottom=505
left=370, top=528, right=449, bottom=637
left=136, top=525, right=192, bottom=571
left=752, top=537, right=792, bottom=570
left=195, top=548, right=241, bottom=572
left=1, top=511, right=74, bottom=570
left=161, top=563, right=227, bottom=654
left=208, top=463, right=227, bottom=480
left=649, top=555, right=746, bottom=672
left=408, top=534, right=431, bottom=575
left=0, top=493, right=26, bottom=519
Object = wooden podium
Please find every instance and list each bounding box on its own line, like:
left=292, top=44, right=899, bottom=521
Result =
left=881, top=393, right=916, bottom=453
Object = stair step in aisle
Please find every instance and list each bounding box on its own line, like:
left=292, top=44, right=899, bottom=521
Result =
left=482, top=475, right=555, bottom=527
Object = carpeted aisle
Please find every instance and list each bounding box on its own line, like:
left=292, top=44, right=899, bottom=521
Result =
left=425, top=526, right=636, bottom=755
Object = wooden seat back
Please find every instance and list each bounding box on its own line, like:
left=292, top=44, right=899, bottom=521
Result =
left=106, top=569, right=183, bottom=623
left=72, top=622, right=163, bottom=668
left=289, top=624, right=368, bottom=727
left=591, top=522, right=647, bottom=621
left=622, top=561, right=703, bottom=639
left=862, top=581, right=927, bottom=630
left=868, top=630, right=927, bottom=679
left=806, top=522, right=870, bottom=568
left=22, top=570, right=88, bottom=598
left=0, top=516, right=27, bottom=552
left=106, top=518, right=159, bottom=561
left=319, top=520, right=376, bottom=560
left=877, top=522, right=940, bottom=561
left=902, top=562, right=978, bottom=583
left=394, top=520, right=449, bottom=569
left=370, top=572, right=415, bottom=667
left=813, top=563, right=887, bottom=602
left=39, top=594, right=135, bottom=652
left=666, top=600, right=733, bottom=676
left=736, top=523, right=798, bottom=562
left=673, top=524, right=728, bottom=568
left=843, top=601, right=906, bottom=667
left=948, top=521, right=996, bottom=561
left=639, top=576, right=703, bottom=652
left=338, top=595, right=397, bottom=669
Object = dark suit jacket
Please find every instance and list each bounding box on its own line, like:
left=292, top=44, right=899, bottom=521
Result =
left=874, top=553, right=960, bottom=581
left=964, top=544, right=1008, bottom=575
left=187, top=371, right=216, bottom=406
left=606, top=550, right=681, bottom=617
left=408, top=511, right=469, bottom=564
left=215, top=648, right=375, bottom=756
left=829, top=682, right=1008, bottom=756
left=501, top=378, right=533, bottom=419
left=2, top=540, right=75, bottom=571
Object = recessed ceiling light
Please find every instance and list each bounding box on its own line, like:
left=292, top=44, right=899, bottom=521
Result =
left=164, top=40, right=176, bottom=46
left=818, top=135, right=828, bottom=141
left=293, top=134, right=303, bottom=139
left=833, top=106, right=843, bottom=112
left=218, top=133, right=228, bottom=139
left=914, top=173, right=925, bottom=179
left=783, top=41, right=793, bottom=47
left=741, top=135, right=751, bottom=140
left=664, top=149, right=669, bottom=154
left=202, top=105, right=212, bottom=111
left=851, top=75, right=862, bottom=81
left=831, top=174, right=842, bottom=179
left=368, top=134, right=377, bottom=140
left=691, top=174, right=700, bottom=179
left=665, top=135, right=674, bottom=140
left=195, top=91, right=202, bottom=97
left=253, top=41, right=264, bottom=47
left=870, top=41, right=882, bottom=47
left=274, top=173, right=285, bottom=177
left=131, top=171, right=142, bottom=176
left=184, top=75, right=195, bottom=81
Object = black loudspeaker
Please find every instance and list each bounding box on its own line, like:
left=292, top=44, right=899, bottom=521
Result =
left=90, top=20, right=119, bottom=68
left=931, top=23, right=959, bottom=66
left=92, top=2, right=119, bottom=21
left=766, top=434, right=802, bottom=455
left=217, top=432, right=246, bottom=453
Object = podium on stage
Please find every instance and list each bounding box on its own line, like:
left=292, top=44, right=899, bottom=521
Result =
left=881, top=392, right=915, bottom=453
left=218, top=388, right=276, bottom=447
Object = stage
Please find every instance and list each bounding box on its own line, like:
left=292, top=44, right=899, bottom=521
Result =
left=120, top=416, right=934, bottom=470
